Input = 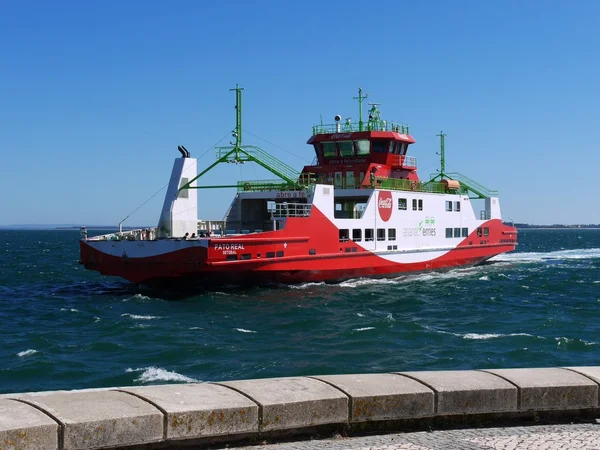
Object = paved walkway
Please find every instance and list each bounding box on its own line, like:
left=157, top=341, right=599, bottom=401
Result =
left=230, top=423, right=600, bottom=449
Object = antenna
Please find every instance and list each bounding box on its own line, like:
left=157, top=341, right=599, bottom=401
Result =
left=436, top=130, right=446, bottom=177
left=353, top=87, right=368, bottom=132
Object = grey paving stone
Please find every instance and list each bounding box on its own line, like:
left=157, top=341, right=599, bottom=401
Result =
left=313, top=373, right=433, bottom=422
left=482, top=367, right=598, bottom=411
left=396, top=370, right=517, bottom=415
left=218, top=377, right=348, bottom=432
left=0, top=398, right=59, bottom=450
left=121, top=383, right=258, bottom=440
left=16, top=390, right=163, bottom=450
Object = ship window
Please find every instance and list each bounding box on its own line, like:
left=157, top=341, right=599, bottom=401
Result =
left=462, top=227, right=468, bottom=237
left=388, top=228, right=396, bottom=241
left=266, top=251, right=275, bottom=258
left=454, top=228, right=461, bottom=238
left=365, top=229, right=374, bottom=241
left=412, top=199, right=418, bottom=211
left=377, top=228, right=386, bottom=241
left=313, top=143, right=322, bottom=158
left=398, top=198, right=407, bottom=210
left=445, top=201, right=453, bottom=211
left=393, top=141, right=401, bottom=154
left=178, top=178, right=189, bottom=199
left=455, top=201, right=461, bottom=212
left=388, top=141, right=395, bottom=153
left=240, top=253, right=251, bottom=260
left=418, top=199, right=423, bottom=211
left=226, top=254, right=237, bottom=261
left=387, top=245, right=392, bottom=250
left=323, top=142, right=337, bottom=158
left=309, top=249, right=316, bottom=255
left=345, top=247, right=352, bottom=253
left=477, top=227, right=482, bottom=237
left=393, top=245, right=398, bottom=250
left=484, top=227, right=490, bottom=236
left=352, top=229, right=362, bottom=242
left=339, top=229, right=350, bottom=242
left=372, top=140, right=389, bottom=153
left=446, top=228, right=453, bottom=238
left=356, top=140, right=370, bottom=155
left=352, top=247, right=357, bottom=252
left=339, top=141, right=354, bottom=157
left=276, top=250, right=284, bottom=257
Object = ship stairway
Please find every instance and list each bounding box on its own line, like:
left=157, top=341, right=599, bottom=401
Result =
left=217, top=145, right=301, bottom=186
left=445, top=172, right=498, bottom=199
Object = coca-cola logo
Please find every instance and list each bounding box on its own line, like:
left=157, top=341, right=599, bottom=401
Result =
left=378, top=191, right=393, bottom=222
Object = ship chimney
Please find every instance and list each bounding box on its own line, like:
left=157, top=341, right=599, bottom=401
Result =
left=335, top=115, right=341, bottom=132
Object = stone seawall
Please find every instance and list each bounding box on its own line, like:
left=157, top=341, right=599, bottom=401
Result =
left=2, top=367, right=600, bottom=449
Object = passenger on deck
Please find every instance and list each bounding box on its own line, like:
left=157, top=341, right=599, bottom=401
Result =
left=183, top=232, right=189, bottom=240
left=191, top=233, right=196, bottom=238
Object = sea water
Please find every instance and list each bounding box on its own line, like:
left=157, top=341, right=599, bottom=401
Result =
left=1, top=229, right=599, bottom=394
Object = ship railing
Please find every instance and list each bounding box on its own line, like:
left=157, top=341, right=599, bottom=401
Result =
left=271, top=202, right=312, bottom=218
left=388, top=154, right=417, bottom=168
left=87, top=227, right=160, bottom=242
left=238, top=179, right=301, bottom=192
left=312, top=121, right=410, bottom=135
left=375, top=177, right=467, bottom=195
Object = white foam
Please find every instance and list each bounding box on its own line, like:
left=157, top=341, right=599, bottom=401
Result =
left=17, top=349, right=37, bottom=357
left=555, top=337, right=597, bottom=346
left=479, top=275, right=489, bottom=281
left=356, top=313, right=365, bottom=317
left=126, top=367, right=198, bottom=383
left=235, top=328, right=257, bottom=333
left=121, top=313, right=162, bottom=320
left=354, top=327, right=376, bottom=332
left=289, top=282, right=326, bottom=289
left=60, top=308, right=79, bottom=312
left=491, top=248, right=600, bottom=263
left=463, top=332, right=535, bottom=340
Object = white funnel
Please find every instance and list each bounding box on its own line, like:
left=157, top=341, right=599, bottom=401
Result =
left=157, top=158, right=198, bottom=238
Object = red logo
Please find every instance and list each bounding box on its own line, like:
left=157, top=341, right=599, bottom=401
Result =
left=378, top=191, right=393, bottom=222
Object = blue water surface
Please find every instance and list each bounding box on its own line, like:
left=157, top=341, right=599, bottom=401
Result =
left=1, top=229, right=599, bottom=394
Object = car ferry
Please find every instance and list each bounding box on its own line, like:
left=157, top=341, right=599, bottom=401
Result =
left=79, top=86, right=517, bottom=286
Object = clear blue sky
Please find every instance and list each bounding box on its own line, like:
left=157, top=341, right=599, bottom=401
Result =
left=1, top=0, right=598, bottom=226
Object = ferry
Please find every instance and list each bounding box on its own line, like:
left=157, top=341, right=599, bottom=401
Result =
left=79, top=86, right=517, bottom=286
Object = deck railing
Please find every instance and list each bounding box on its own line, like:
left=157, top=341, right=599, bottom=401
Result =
left=312, top=121, right=410, bottom=135
left=271, top=202, right=312, bottom=218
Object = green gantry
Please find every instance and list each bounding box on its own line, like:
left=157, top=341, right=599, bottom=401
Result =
left=178, top=85, right=302, bottom=193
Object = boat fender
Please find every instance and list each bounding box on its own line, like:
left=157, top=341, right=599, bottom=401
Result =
left=410, top=181, right=418, bottom=191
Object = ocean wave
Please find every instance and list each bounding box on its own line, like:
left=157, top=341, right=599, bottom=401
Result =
left=235, top=328, right=257, bottom=333
left=479, top=275, right=489, bottom=281
left=123, top=293, right=154, bottom=302
left=491, top=248, right=600, bottom=263
left=17, top=349, right=37, bottom=357
left=353, top=327, right=376, bottom=332
left=121, top=313, right=162, bottom=320
left=555, top=337, right=597, bottom=346
left=126, top=366, right=198, bottom=383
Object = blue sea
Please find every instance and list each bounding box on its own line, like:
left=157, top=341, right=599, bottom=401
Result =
left=1, top=229, right=600, bottom=394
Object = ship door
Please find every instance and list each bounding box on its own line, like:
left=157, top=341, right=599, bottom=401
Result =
left=346, top=171, right=355, bottom=189
left=334, top=172, right=343, bottom=188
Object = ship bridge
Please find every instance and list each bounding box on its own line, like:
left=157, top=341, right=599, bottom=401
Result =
left=303, top=89, right=418, bottom=190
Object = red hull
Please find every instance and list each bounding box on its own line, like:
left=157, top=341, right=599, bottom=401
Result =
left=80, top=216, right=517, bottom=286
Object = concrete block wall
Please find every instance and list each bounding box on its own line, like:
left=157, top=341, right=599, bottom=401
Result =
left=1, top=367, right=600, bottom=450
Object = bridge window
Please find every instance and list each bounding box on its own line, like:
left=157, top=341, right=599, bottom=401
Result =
left=356, top=140, right=370, bottom=155
left=323, top=142, right=337, bottom=158
left=484, top=227, right=490, bottom=236
left=339, top=141, right=354, bottom=157
left=398, top=198, right=407, bottom=210
left=313, top=143, right=322, bottom=158
left=372, top=140, right=389, bottom=153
